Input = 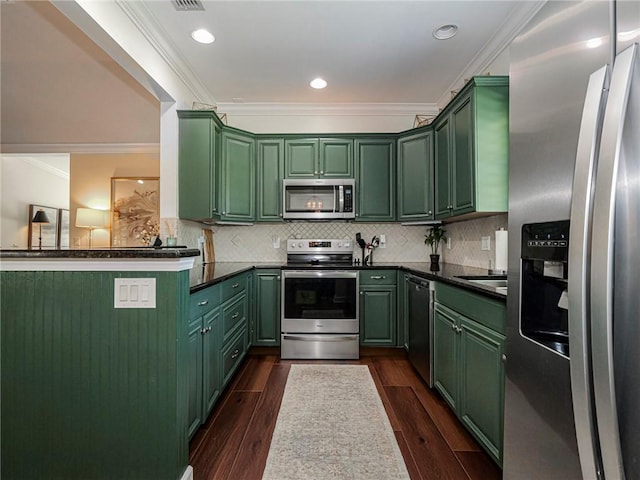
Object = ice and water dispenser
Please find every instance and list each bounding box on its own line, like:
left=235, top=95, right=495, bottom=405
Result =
left=520, top=221, right=570, bottom=357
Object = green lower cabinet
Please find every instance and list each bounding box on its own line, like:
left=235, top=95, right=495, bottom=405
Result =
left=253, top=269, right=281, bottom=346
left=359, top=286, right=396, bottom=346
left=433, top=298, right=505, bottom=466
left=187, top=285, right=222, bottom=440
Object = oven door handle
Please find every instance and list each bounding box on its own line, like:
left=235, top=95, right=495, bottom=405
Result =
left=282, top=270, right=358, bottom=279
left=283, top=335, right=359, bottom=342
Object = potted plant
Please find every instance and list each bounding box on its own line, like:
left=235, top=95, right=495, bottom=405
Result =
left=424, top=225, right=447, bottom=271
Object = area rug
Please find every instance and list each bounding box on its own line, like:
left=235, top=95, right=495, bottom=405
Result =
left=262, top=365, right=410, bottom=480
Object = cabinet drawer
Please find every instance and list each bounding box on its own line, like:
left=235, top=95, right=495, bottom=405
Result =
left=221, top=275, right=247, bottom=303
left=189, top=285, right=220, bottom=320
left=222, top=293, right=247, bottom=342
left=221, top=327, right=247, bottom=386
left=360, top=269, right=396, bottom=285
left=435, top=283, right=506, bottom=334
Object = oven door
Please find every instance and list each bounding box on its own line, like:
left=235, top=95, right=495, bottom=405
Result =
left=281, top=270, right=359, bottom=333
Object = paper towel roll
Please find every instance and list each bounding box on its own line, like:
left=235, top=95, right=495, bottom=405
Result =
left=495, top=229, right=508, bottom=272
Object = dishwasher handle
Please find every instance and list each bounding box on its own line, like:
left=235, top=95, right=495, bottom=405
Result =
left=407, top=275, right=431, bottom=289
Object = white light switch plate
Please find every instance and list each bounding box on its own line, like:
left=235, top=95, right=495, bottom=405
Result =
left=114, top=278, right=156, bottom=308
left=481, top=236, right=491, bottom=251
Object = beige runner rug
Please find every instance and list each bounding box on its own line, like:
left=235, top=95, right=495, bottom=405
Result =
left=262, top=364, right=410, bottom=480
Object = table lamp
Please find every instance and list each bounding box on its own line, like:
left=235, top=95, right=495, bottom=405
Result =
left=32, top=209, right=50, bottom=250
left=75, top=208, right=108, bottom=248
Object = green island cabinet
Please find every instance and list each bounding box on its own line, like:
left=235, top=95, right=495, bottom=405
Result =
left=253, top=269, right=281, bottom=346
left=359, top=270, right=397, bottom=346
left=434, top=76, right=509, bottom=220
left=257, top=139, right=285, bottom=221
left=219, top=274, right=250, bottom=386
left=284, top=138, right=353, bottom=178
left=187, top=284, right=221, bottom=439
left=397, top=129, right=435, bottom=222
left=433, top=282, right=506, bottom=465
left=355, top=138, right=396, bottom=222
left=178, top=111, right=221, bottom=221
left=1, top=268, right=192, bottom=480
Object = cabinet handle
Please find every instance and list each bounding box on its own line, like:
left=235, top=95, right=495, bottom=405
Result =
left=451, top=324, right=457, bottom=331
left=232, top=312, right=239, bottom=319
left=502, top=354, right=507, bottom=363
left=232, top=283, right=240, bottom=288
left=370, top=275, right=386, bottom=280
left=200, top=327, right=212, bottom=335
left=198, top=300, right=209, bottom=306
left=231, top=349, right=240, bottom=359
left=457, top=326, right=463, bottom=334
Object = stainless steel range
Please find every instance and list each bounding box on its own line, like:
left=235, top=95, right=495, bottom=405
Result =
left=281, top=239, right=359, bottom=360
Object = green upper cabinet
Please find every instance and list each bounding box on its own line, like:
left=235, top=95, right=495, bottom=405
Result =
left=285, top=138, right=353, bottom=178
left=178, top=112, right=220, bottom=221
left=397, top=129, right=434, bottom=222
left=219, top=130, right=256, bottom=222
left=355, top=138, right=396, bottom=222
left=257, top=139, right=284, bottom=221
left=434, top=76, right=509, bottom=220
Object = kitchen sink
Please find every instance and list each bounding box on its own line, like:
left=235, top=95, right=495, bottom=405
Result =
left=454, top=275, right=508, bottom=289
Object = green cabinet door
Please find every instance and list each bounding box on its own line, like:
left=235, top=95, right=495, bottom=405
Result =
left=355, top=138, right=396, bottom=222
left=433, top=303, right=459, bottom=411
left=452, top=94, right=475, bottom=215
left=178, top=114, right=219, bottom=220
left=257, top=139, right=284, bottom=221
left=460, top=317, right=505, bottom=464
left=434, top=117, right=452, bottom=218
left=319, top=138, right=353, bottom=177
left=398, top=273, right=409, bottom=350
left=220, top=131, right=255, bottom=222
left=202, top=308, right=221, bottom=419
left=397, top=130, right=434, bottom=221
left=254, top=269, right=281, bottom=346
left=285, top=139, right=318, bottom=178
left=285, top=138, right=353, bottom=178
left=186, top=317, right=204, bottom=439
left=360, top=286, right=396, bottom=346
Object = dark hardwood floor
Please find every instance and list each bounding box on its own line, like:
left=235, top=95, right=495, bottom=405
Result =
left=189, top=348, right=502, bottom=480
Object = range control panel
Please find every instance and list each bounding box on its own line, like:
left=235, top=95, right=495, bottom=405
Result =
left=286, top=239, right=353, bottom=254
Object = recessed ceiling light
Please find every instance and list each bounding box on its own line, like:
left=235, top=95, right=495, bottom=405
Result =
left=191, top=28, right=215, bottom=44
left=433, top=24, right=458, bottom=40
left=310, top=78, right=328, bottom=89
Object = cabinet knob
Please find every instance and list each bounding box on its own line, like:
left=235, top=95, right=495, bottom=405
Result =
left=222, top=211, right=226, bottom=215
left=320, top=170, right=324, bottom=175
left=232, top=312, right=239, bottom=319
left=451, top=324, right=457, bottom=331
left=314, top=171, right=318, bottom=175
left=502, top=354, right=507, bottom=363
left=355, top=213, right=359, bottom=217
left=428, top=210, right=432, bottom=215
left=276, top=276, right=281, bottom=280
left=232, top=283, right=240, bottom=288
left=360, top=291, right=364, bottom=295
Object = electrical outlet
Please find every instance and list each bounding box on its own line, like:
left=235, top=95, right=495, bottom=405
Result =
left=447, top=237, right=452, bottom=250
left=481, top=236, right=491, bottom=251
left=379, top=234, right=386, bottom=248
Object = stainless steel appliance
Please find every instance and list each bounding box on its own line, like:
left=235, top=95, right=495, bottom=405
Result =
left=282, top=179, right=355, bottom=220
left=505, top=1, right=639, bottom=478
left=406, top=274, right=434, bottom=387
left=281, top=239, right=359, bottom=359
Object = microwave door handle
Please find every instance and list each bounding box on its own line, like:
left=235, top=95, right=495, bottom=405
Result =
left=338, top=185, right=344, bottom=213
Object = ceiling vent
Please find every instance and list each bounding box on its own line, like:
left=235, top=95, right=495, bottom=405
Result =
left=172, top=0, right=204, bottom=11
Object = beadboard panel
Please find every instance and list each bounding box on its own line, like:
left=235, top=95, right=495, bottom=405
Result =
left=1, top=270, right=190, bottom=480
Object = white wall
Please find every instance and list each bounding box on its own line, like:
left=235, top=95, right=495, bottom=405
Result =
left=1, top=154, right=70, bottom=249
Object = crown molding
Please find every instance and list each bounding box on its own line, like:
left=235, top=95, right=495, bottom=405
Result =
left=115, top=0, right=217, bottom=105
left=437, top=0, right=547, bottom=108
left=1, top=143, right=160, bottom=154
left=2, top=154, right=70, bottom=180
left=216, top=102, right=440, bottom=117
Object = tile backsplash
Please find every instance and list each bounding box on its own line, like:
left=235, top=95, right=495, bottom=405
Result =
left=176, top=214, right=507, bottom=267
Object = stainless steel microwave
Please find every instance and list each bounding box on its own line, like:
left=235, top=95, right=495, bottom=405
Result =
left=282, top=179, right=355, bottom=220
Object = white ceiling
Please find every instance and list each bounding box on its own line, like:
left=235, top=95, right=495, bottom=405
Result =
left=128, top=0, right=541, bottom=107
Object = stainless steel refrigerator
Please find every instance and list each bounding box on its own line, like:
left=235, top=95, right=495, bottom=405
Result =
left=505, top=1, right=640, bottom=479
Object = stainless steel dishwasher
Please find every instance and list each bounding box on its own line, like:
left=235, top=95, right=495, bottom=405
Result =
left=406, top=274, right=434, bottom=387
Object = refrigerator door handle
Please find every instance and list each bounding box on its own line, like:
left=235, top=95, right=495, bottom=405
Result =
left=568, top=64, right=609, bottom=480
left=591, top=43, right=638, bottom=480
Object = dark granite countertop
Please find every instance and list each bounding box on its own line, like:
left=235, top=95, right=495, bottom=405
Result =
left=0, top=248, right=201, bottom=259
left=189, top=261, right=506, bottom=300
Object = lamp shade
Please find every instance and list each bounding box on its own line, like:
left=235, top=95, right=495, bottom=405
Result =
left=75, top=208, right=108, bottom=228
left=32, top=209, right=50, bottom=224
